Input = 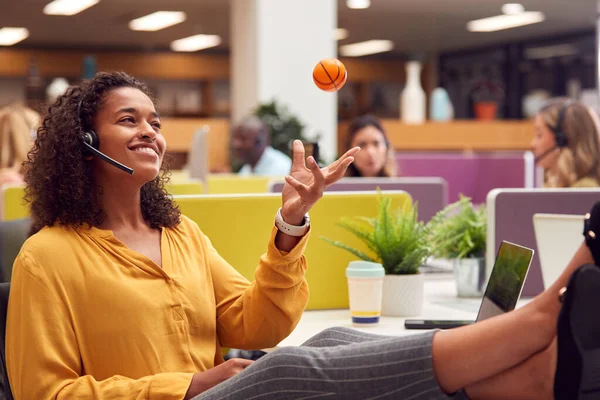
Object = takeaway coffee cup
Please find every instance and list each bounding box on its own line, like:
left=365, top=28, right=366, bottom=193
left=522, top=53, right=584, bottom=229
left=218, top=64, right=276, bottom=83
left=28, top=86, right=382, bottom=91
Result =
left=346, top=260, right=385, bottom=326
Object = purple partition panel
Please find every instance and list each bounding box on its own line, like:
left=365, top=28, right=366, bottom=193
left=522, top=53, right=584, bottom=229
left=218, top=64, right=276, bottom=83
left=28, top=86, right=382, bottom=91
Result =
left=488, top=189, right=600, bottom=297
left=396, top=152, right=535, bottom=204
left=269, top=177, right=448, bottom=222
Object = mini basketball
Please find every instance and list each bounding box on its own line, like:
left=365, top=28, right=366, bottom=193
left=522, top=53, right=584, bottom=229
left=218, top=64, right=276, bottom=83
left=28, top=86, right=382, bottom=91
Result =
left=313, top=58, right=347, bottom=92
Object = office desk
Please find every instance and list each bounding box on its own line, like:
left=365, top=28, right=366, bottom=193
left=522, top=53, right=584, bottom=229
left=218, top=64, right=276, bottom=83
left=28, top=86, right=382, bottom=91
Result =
left=278, top=277, right=530, bottom=347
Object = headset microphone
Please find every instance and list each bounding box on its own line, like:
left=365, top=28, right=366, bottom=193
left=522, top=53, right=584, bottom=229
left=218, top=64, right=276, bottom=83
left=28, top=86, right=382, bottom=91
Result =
left=82, top=134, right=134, bottom=175
left=79, top=100, right=134, bottom=175
left=534, top=146, right=559, bottom=164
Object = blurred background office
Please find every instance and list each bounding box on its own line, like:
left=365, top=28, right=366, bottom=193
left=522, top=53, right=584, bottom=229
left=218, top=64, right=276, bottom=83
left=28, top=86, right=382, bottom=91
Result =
left=0, top=0, right=597, bottom=189
left=0, top=0, right=598, bottom=350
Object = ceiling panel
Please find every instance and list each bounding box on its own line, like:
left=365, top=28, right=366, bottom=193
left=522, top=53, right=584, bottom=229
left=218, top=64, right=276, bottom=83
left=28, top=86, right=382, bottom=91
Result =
left=0, top=0, right=595, bottom=54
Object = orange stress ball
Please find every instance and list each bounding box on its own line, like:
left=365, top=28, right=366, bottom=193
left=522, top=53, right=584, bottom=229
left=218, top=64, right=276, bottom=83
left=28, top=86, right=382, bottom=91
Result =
left=313, top=58, right=347, bottom=92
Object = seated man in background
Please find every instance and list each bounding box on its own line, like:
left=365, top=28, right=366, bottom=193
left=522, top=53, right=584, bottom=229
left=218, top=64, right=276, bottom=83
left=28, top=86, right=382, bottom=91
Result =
left=231, top=115, right=292, bottom=176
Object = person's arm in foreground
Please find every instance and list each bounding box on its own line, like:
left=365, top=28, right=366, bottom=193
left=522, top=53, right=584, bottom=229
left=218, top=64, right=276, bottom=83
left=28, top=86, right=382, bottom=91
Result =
left=210, top=141, right=359, bottom=350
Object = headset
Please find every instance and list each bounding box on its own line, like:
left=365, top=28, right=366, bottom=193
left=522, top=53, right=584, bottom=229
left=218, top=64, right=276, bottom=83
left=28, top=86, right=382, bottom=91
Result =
left=78, top=98, right=134, bottom=175
left=550, top=100, right=573, bottom=148
left=535, top=100, right=573, bottom=163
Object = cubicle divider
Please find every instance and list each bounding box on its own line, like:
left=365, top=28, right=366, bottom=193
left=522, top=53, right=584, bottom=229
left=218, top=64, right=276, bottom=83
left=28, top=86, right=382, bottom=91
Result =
left=396, top=151, right=535, bottom=204
left=206, top=175, right=276, bottom=194
left=1, top=185, right=27, bottom=222
left=486, top=188, right=600, bottom=297
left=1, top=182, right=206, bottom=221
left=174, top=191, right=412, bottom=310
left=165, top=181, right=205, bottom=196
left=268, top=177, right=447, bottom=222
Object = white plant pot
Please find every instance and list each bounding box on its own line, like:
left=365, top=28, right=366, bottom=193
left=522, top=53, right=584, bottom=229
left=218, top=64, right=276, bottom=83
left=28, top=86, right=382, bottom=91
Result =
left=454, top=257, right=486, bottom=298
left=381, top=274, right=424, bottom=317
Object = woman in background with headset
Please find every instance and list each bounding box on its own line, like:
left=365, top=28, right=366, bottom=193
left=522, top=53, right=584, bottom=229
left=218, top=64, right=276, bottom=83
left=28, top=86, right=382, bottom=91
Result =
left=531, top=98, right=600, bottom=188
left=344, top=114, right=397, bottom=178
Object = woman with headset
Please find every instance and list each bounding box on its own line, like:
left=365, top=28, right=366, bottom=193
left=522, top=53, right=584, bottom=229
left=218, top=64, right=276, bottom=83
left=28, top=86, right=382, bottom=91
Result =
left=531, top=98, right=600, bottom=188
left=344, top=114, right=397, bottom=178
left=7, top=71, right=600, bottom=400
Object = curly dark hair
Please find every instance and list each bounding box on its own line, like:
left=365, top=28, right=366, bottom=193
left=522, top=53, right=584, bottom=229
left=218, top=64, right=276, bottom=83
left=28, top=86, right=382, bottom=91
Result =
left=24, top=71, right=180, bottom=235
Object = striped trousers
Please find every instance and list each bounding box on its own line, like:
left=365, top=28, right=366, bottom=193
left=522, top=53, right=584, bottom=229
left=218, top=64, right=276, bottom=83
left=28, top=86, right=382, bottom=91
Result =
left=196, top=327, right=469, bottom=399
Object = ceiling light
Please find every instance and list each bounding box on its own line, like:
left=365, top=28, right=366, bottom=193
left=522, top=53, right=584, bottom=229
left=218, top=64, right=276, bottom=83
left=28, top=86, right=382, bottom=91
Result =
left=129, top=11, right=186, bottom=31
left=170, top=34, right=221, bottom=52
left=334, top=28, right=349, bottom=41
left=339, top=40, right=394, bottom=57
left=525, top=44, right=578, bottom=60
left=43, top=0, right=100, bottom=16
left=467, top=11, right=545, bottom=32
left=347, top=0, right=370, bottom=9
left=0, top=27, right=29, bottom=46
left=502, top=3, right=525, bottom=15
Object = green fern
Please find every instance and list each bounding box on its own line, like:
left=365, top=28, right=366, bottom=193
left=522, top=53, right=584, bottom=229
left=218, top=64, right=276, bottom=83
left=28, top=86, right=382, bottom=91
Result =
left=426, top=194, right=487, bottom=259
left=321, top=193, right=430, bottom=275
left=320, top=238, right=377, bottom=263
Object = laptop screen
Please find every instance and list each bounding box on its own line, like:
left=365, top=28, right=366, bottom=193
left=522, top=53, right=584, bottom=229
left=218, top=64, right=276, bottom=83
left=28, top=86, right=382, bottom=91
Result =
left=476, top=241, right=534, bottom=322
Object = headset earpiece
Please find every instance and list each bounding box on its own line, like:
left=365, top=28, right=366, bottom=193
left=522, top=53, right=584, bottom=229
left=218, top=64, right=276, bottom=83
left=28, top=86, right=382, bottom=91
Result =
left=78, top=99, right=100, bottom=155
left=83, top=130, right=99, bottom=155
left=552, top=100, right=573, bottom=148
left=554, top=133, right=568, bottom=148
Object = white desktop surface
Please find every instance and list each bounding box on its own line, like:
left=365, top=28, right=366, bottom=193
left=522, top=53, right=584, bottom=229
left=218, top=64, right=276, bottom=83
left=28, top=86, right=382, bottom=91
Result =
left=278, top=277, right=531, bottom=347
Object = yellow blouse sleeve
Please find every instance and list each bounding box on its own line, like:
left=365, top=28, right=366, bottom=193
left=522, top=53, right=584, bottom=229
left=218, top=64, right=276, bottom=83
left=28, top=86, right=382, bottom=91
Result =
left=206, top=227, right=310, bottom=349
left=6, top=251, right=194, bottom=400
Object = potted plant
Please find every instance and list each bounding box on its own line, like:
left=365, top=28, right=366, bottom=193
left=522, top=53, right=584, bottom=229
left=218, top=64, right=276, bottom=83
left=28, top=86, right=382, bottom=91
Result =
left=426, top=195, right=487, bottom=297
left=253, top=100, right=324, bottom=162
left=470, top=70, right=504, bottom=120
left=254, top=100, right=309, bottom=157
left=322, top=193, right=430, bottom=316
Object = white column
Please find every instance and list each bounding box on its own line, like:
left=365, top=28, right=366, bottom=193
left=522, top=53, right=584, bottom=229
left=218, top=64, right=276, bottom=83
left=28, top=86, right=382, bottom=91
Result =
left=231, top=0, right=338, bottom=162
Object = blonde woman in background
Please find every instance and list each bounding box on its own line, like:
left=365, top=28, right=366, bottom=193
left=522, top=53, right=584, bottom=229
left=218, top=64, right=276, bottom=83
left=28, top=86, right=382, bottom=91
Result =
left=0, top=104, right=40, bottom=187
left=531, top=99, right=600, bottom=188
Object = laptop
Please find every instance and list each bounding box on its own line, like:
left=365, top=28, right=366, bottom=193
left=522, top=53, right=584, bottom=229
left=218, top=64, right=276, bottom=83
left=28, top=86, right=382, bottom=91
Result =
left=405, top=241, right=534, bottom=329
left=533, top=213, right=585, bottom=289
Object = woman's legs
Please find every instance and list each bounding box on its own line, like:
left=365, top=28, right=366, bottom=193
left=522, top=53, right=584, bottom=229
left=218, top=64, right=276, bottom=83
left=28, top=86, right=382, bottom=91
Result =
left=432, top=241, right=591, bottom=394
left=197, top=329, right=460, bottom=400
left=463, top=339, right=557, bottom=400
left=301, top=326, right=399, bottom=348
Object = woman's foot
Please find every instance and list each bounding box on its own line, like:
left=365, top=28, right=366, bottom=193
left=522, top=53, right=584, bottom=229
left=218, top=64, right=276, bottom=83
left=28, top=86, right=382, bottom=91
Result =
left=555, top=264, right=600, bottom=400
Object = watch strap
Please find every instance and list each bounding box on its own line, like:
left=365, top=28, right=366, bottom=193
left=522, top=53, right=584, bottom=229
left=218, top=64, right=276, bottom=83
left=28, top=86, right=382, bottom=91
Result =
left=275, top=208, right=310, bottom=237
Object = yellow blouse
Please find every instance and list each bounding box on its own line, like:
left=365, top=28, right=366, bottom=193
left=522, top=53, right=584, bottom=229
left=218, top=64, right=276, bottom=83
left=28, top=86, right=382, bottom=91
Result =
left=6, top=215, right=309, bottom=399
